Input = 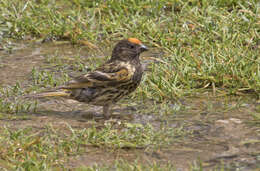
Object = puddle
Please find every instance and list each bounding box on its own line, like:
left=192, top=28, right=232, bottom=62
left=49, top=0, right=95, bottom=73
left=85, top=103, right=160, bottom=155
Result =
left=0, top=42, right=259, bottom=170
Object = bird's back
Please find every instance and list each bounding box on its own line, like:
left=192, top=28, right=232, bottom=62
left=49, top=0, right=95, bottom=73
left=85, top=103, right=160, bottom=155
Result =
left=68, top=60, right=143, bottom=106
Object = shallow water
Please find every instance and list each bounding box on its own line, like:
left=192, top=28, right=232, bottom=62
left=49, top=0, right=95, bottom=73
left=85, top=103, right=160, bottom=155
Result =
left=0, top=41, right=259, bottom=170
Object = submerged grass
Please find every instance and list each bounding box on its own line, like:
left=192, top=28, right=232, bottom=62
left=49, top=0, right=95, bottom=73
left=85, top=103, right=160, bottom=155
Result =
left=76, top=161, right=177, bottom=171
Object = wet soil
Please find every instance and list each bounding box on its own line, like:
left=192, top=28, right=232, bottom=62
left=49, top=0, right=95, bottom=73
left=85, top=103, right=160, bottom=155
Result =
left=0, top=42, right=259, bottom=170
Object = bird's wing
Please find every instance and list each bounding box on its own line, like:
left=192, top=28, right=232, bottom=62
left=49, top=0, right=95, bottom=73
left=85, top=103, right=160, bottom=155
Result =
left=59, top=62, right=134, bottom=89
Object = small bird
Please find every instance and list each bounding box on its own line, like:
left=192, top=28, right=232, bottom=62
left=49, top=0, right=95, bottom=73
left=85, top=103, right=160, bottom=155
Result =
left=29, top=38, right=148, bottom=118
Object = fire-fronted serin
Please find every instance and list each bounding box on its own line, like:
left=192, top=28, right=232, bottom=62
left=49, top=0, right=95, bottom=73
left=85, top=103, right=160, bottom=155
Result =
left=30, top=38, right=148, bottom=118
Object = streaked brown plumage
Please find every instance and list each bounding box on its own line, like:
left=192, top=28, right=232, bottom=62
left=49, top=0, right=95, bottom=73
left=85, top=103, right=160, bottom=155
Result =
left=30, top=38, right=148, bottom=118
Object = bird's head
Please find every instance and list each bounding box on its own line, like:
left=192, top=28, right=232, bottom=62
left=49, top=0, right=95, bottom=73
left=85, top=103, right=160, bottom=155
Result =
left=111, top=38, right=148, bottom=62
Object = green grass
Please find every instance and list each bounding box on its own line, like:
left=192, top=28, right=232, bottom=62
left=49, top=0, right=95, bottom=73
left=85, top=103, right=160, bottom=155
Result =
left=0, top=83, right=38, bottom=114
left=0, top=122, right=185, bottom=170
left=1, top=0, right=259, bottom=100
left=0, top=0, right=260, bottom=170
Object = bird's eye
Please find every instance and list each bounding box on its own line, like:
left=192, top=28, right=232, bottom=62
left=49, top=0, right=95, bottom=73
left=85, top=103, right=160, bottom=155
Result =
left=130, top=45, right=135, bottom=49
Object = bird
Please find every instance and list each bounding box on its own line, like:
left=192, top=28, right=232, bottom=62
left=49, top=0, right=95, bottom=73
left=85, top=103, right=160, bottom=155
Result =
left=28, top=38, right=148, bottom=118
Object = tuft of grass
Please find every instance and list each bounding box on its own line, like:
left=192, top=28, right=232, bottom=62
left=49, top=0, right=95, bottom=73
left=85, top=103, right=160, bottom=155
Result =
left=85, top=122, right=184, bottom=149
left=0, top=83, right=38, bottom=114
left=31, top=67, right=69, bottom=87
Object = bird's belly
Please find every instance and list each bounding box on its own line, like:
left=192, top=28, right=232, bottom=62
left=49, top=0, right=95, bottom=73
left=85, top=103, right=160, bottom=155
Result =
left=70, top=82, right=139, bottom=106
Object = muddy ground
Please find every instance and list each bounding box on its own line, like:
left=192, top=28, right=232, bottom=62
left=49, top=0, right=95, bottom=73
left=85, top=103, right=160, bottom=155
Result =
left=0, top=42, right=259, bottom=170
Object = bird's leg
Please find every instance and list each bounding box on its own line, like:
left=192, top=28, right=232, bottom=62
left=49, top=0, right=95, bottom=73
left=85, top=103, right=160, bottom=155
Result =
left=103, top=104, right=111, bottom=119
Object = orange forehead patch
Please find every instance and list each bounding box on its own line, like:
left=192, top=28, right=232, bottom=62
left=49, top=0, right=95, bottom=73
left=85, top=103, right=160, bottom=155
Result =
left=128, top=38, right=142, bottom=45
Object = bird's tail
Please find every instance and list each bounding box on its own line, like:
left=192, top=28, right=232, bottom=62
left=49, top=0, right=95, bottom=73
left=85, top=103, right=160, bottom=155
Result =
left=25, top=89, right=71, bottom=99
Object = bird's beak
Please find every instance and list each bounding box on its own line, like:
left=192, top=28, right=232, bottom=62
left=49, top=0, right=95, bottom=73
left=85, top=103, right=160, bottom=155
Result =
left=140, top=44, right=148, bottom=52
